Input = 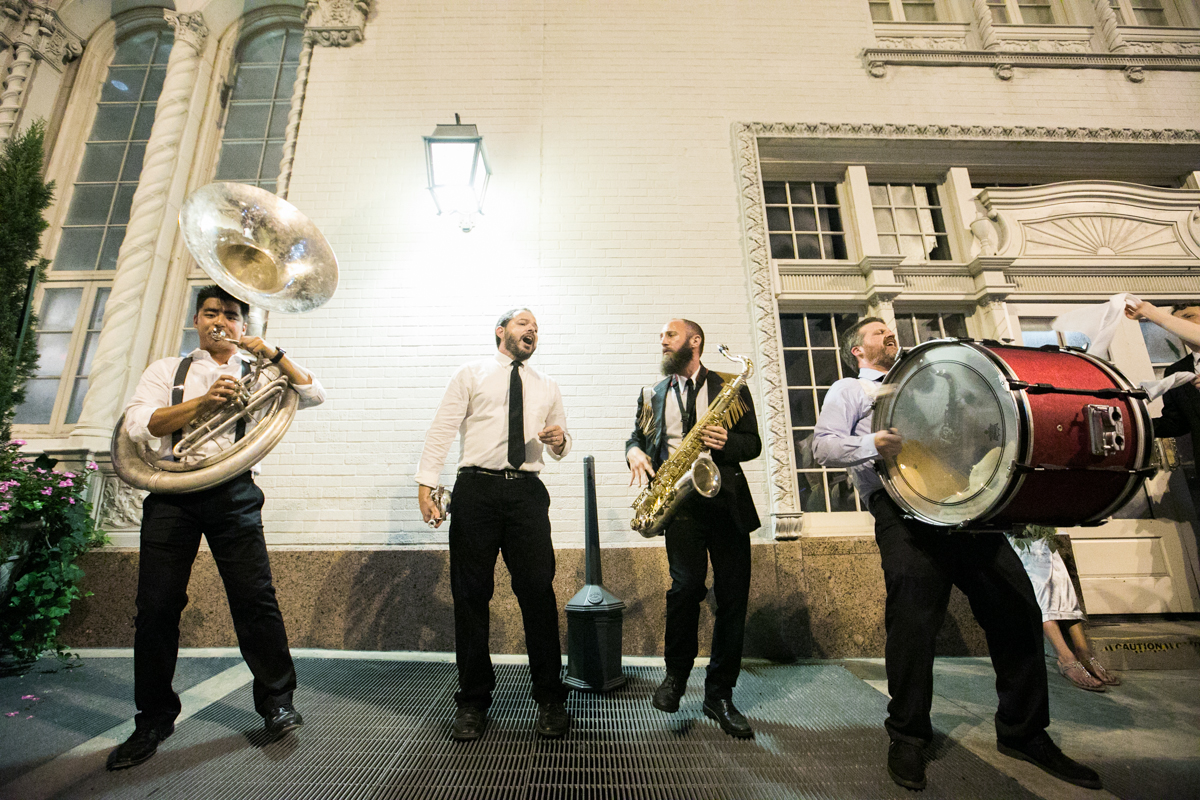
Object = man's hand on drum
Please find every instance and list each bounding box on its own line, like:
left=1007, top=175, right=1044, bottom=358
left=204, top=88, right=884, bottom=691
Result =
left=627, top=447, right=656, bottom=487
left=874, top=428, right=902, bottom=459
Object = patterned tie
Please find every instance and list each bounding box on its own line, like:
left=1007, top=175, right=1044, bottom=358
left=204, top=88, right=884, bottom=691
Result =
left=508, top=361, right=525, bottom=469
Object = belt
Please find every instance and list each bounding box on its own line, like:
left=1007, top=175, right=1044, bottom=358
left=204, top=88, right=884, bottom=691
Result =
left=458, top=466, right=538, bottom=480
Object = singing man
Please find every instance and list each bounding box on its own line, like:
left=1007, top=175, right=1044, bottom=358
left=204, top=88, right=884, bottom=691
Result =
left=626, top=319, right=761, bottom=738
left=416, top=308, right=572, bottom=742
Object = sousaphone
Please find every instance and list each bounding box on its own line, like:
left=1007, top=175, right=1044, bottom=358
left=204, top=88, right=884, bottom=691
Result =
left=111, top=183, right=338, bottom=494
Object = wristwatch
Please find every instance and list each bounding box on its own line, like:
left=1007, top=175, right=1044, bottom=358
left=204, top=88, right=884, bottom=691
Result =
left=268, top=347, right=286, bottom=364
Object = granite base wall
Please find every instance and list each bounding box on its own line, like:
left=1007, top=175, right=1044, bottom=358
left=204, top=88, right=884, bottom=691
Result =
left=59, top=538, right=992, bottom=658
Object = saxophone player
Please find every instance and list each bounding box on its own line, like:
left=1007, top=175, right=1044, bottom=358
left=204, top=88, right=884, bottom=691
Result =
left=626, top=319, right=762, bottom=738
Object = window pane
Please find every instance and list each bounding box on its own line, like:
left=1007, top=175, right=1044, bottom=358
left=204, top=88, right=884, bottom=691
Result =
left=763, top=183, right=787, bottom=204
left=283, top=28, right=304, bottom=61
left=943, top=313, right=969, bottom=339
left=874, top=208, right=895, bottom=233
left=101, top=67, right=146, bottom=102
left=121, top=143, right=146, bottom=181
left=12, top=379, right=59, bottom=425
left=789, top=390, right=816, bottom=427
left=915, top=314, right=941, bottom=343
left=41, top=288, right=84, bottom=329
left=869, top=1, right=893, bottom=21
left=276, top=64, right=297, bottom=99
left=779, top=315, right=806, bottom=346
left=896, top=316, right=917, bottom=348
left=240, top=28, right=286, bottom=62
left=180, top=328, right=199, bottom=356
left=784, top=350, right=812, bottom=386
left=224, top=102, right=272, bottom=139
left=77, top=142, right=126, bottom=181
left=792, top=206, right=817, bottom=231
left=1020, top=317, right=1059, bottom=348
left=869, top=185, right=889, bottom=206
left=33, top=333, right=73, bottom=377
left=98, top=227, right=125, bottom=270
left=114, top=30, right=157, bottom=64
left=90, top=104, right=137, bottom=141
left=216, top=141, right=266, bottom=180
left=902, top=0, right=938, bottom=21
left=268, top=101, right=291, bottom=138
left=808, top=315, right=834, bottom=348
left=767, top=207, right=791, bottom=231
left=131, top=104, right=156, bottom=139
left=823, top=235, right=847, bottom=260
left=1140, top=320, right=1186, bottom=364
left=66, top=378, right=89, bottom=425
left=988, top=0, right=1011, bottom=23
left=770, top=234, right=794, bottom=259
left=811, top=350, right=839, bottom=386
left=234, top=65, right=279, bottom=100
left=144, top=66, right=167, bottom=101
left=818, top=206, right=842, bottom=233
left=110, top=183, right=137, bottom=225
left=788, top=183, right=813, bottom=204
left=261, top=140, right=284, bottom=180
left=795, top=234, right=821, bottom=259
left=53, top=228, right=104, bottom=271
left=65, top=184, right=115, bottom=225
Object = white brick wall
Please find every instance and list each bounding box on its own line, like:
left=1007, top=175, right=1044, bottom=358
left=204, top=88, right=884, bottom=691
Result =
left=226, top=0, right=1199, bottom=545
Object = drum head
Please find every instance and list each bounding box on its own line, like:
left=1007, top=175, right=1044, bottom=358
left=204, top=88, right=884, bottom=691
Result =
left=873, top=341, right=1022, bottom=525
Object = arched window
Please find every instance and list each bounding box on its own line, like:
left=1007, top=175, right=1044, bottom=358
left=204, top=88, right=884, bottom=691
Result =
left=213, top=25, right=303, bottom=194
left=15, top=25, right=173, bottom=428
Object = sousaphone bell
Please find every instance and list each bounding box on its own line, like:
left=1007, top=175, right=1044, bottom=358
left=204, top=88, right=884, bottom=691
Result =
left=111, top=183, right=338, bottom=494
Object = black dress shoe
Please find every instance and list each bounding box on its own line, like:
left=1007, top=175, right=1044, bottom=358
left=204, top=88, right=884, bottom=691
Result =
left=702, top=696, right=754, bottom=739
left=887, top=740, right=926, bottom=791
left=451, top=706, right=487, bottom=741
left=536, top=701, right=571, bottom=738
left=106, top=725, right=173, bottom=771
left=998, top=732, right=1102, bottom=790
left=263, top=704, right=304, bottom=738
left=652, top=671, right=688, bottom=713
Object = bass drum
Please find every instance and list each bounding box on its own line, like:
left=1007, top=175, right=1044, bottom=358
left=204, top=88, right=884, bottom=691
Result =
left=872, top=339, right=1153, bottom=528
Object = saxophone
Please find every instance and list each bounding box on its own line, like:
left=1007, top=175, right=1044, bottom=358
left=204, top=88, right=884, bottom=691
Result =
left=630, top=345, right=754, bottom=537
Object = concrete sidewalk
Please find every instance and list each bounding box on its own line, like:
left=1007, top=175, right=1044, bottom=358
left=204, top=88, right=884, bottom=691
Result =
left=0, top=648, right=1196, bottom=800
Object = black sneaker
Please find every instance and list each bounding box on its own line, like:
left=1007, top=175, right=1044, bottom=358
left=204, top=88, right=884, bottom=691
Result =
left=263, top=704, right=304, bottom=739
left=535, top=701, right=571, bottom=738
left=651, top=671, right=688, bottom=713
left=451, top=705, right=487, bottom=741
left=106, top=725, right=173, bottom=771
left=887, top=740, right=926, bottom=790
left=998, top=732, right=1102, bottom=790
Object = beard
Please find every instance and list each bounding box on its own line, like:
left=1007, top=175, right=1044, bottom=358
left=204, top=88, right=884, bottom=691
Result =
left=866, top=342, right=898, bottom=371
left=503, top=329, right=535, bottom=362
left=661, top=341, right=694, bottom=376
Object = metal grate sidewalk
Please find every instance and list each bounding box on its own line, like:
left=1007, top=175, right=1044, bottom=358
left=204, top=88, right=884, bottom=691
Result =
left=58, top=659, right=1040, bottom=800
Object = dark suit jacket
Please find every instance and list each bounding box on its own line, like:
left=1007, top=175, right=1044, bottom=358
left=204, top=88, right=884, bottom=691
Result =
left=1155, top=353, right=1200, bottom=470
left=626, top=367, right=762, bottom=534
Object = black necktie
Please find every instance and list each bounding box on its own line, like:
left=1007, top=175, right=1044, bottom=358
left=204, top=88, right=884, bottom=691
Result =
left=683, top=377, right=697, bottom=434
left=508, top=361, right=524, bottom=468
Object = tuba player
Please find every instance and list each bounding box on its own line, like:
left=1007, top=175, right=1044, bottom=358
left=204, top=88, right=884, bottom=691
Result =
left=626, top=319, right=761, bottom=738
left=107, top=285, right=325, bottom=771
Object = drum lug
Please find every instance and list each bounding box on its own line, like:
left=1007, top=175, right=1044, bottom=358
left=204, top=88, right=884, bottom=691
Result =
left=1086, top=404, right=1125, bottom=456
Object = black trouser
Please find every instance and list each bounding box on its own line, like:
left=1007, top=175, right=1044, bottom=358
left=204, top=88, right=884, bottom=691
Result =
left=869, top=491, right=1049, bottom=747
left=663, top=499, right=751, bottom=699
left=134, top=472, right=296, bottom=732
left=448, top=471, right=567, bottom=709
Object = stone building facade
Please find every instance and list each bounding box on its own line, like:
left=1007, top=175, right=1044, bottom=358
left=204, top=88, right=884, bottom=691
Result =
left=5, top=0, right=1200, bottom=656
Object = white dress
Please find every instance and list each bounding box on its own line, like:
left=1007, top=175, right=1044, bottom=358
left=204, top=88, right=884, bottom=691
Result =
left=1007, top=536, right=1084, bottom=623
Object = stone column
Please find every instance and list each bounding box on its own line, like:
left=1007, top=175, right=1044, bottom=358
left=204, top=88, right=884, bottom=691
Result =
left=274, top=31, right=314, bottom=201
left=68, top=11, right=210, bottom=448
left=1092, top=0, right=1129, bottom=52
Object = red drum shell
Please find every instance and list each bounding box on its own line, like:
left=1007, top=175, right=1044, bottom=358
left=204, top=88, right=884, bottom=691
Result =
left=873, top=340, right=1151, bottom=528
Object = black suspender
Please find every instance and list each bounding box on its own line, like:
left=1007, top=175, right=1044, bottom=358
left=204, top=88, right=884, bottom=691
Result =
left=169, top=357, right=249, bottom=459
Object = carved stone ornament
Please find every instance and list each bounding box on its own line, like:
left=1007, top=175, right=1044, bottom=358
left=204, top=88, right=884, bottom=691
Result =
left=974, top=182, right=1200, bottom=262
left=875, top=36, right=966, bottom=51
left=1124, top=40, right=1200, bottom=56
left=164, top=10, right=208, bottom=53
left=31, top=9, right=84, bottom=72
left=743, top=121, right=1200, bottom=145
left=997, top=39, right=1091, bottom=54
left=732, top=123, right=799, bottom=533
left=99, top=476, right=146, bottom=530
left=305, top=0, right=370, bottom=47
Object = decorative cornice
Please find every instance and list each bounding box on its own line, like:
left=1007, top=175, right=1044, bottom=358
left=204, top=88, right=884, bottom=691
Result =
left=164, top=10, right=208, bottom=53
left=861, top=47, right=1200, bottom=81
left=305, top=0, right=370, bottom=47
left=747, top=121, right=1200, bottom=145
left=30, top=8, right=84, bottom=72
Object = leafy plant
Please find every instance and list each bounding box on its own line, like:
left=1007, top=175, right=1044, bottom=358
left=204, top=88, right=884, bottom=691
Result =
left=1010, top=523, right=1059, bottom=553
left=0, top=440, right=108, bottom=665
left=0, top=121, right=53, bottom=440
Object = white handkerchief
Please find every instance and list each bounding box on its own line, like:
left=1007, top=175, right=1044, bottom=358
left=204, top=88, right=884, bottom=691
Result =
left=1051, top=293, right=1141, bottom=359
left=1140, top=371, right=1195, bottom=402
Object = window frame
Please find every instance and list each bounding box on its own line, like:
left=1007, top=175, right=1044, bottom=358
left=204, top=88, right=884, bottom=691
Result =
left=986, top=0, right=1066, bottom=25
left=1108, top=0, right=1192, bottom=27
left=869, top=0, right=946, bottom=22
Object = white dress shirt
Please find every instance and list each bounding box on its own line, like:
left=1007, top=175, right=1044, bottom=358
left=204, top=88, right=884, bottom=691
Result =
left=663, top=365, right=709, bottom=458
left=415, top=353, right=571, bottom=487
left=124, top=348, right=326, bottom=469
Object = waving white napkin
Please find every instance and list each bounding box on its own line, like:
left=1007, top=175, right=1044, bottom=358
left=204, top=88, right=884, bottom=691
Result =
left=1050, top=293, right=1141, bottom=359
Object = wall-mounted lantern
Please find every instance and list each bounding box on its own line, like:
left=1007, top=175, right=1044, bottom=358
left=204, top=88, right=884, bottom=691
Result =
left=423, top=113, right=491, bottom=232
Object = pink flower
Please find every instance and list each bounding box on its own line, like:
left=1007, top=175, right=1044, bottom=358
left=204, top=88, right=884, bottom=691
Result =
left=68, top=498, right=75, bottom=505
left=0, top=504, right=9, bottom=512
left=58, top=480, right=73, bottom=488
left=63, top=472, right=76, bottom=479
left=11, top=440, right=25, bottom=446
left=4, top=712, right=16, bottom=717
left=40, top=487, right=52, bottom=495
left=86, top=462, right=98, bottom=471
left=20, top=696, right=38, bottom=701
left=35, top=468, right=46, bottom=474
